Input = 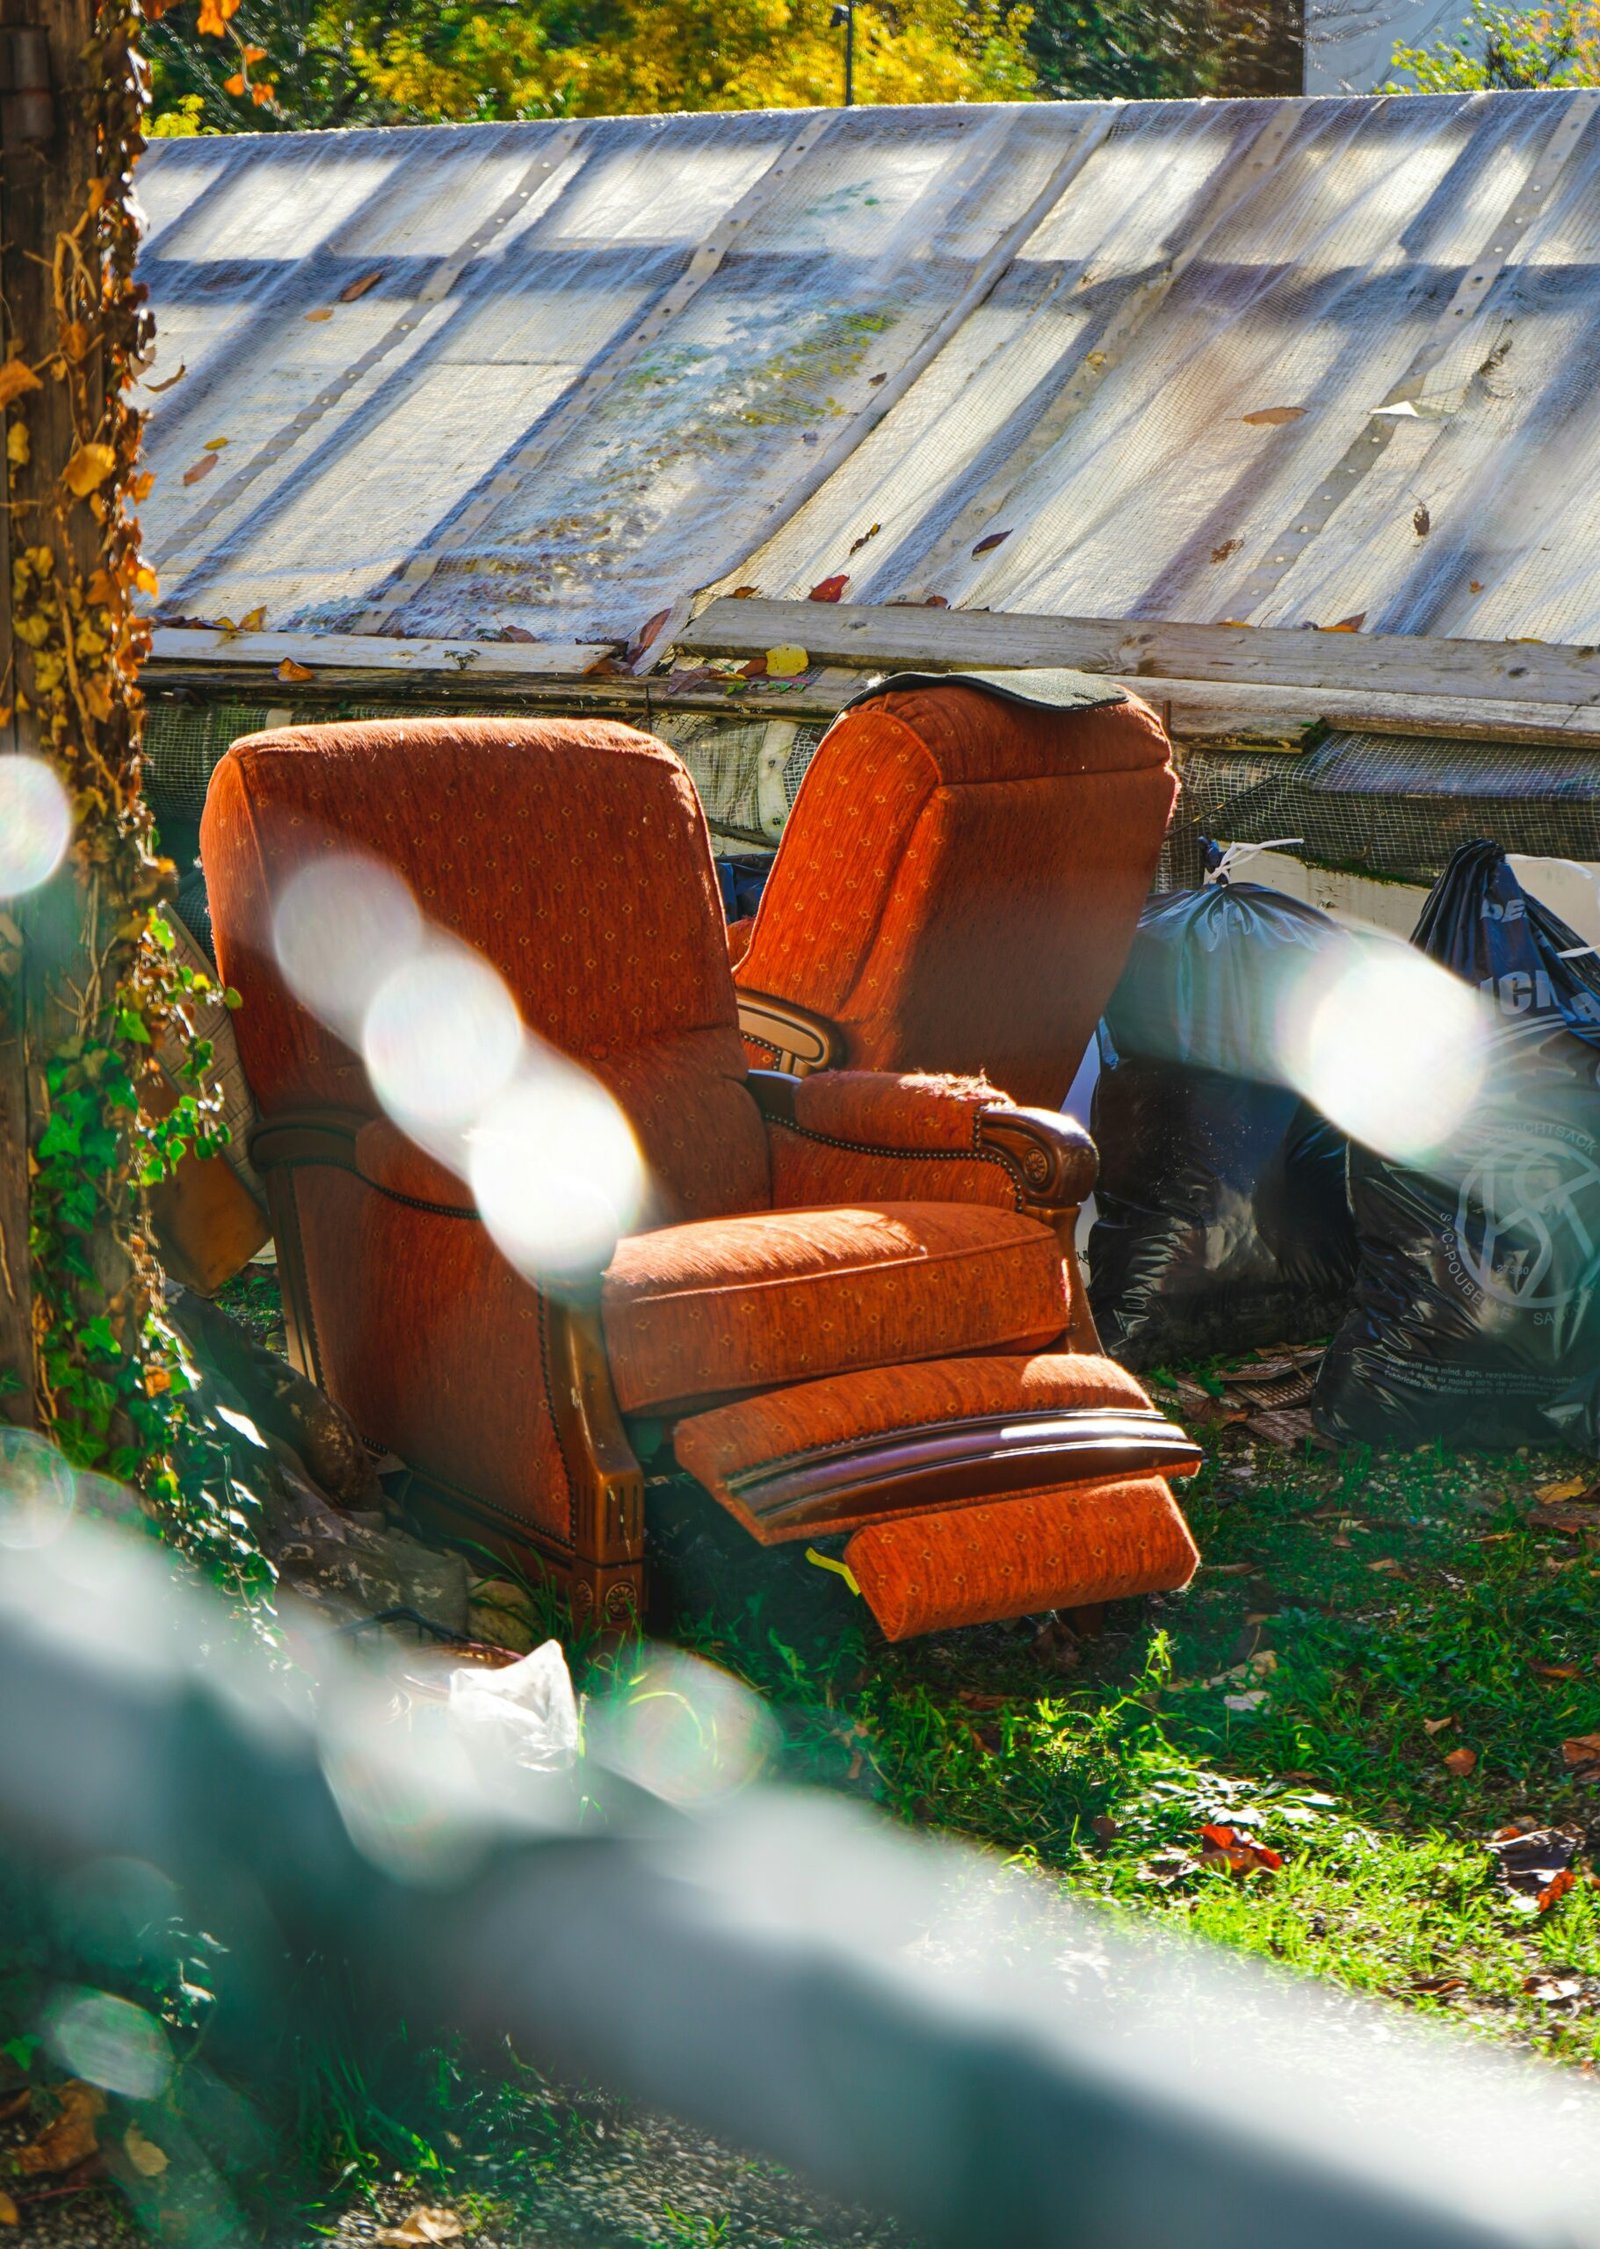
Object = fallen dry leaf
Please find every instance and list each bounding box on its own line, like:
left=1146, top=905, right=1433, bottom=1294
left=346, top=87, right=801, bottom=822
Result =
left=373, top=2208, right=464, bottom=2247
left=145, top=361, right=187, bottom=393
left=1531, top=1661, right=1581, bottom=1680
left=123, top=2123, right=168, bottom=2177
left=1536, top=1476, right=1592, bottom=1504
left=808, top=574, right=848, bottom=603
left=1199, top=1822, right=1283, bottom=1875
left=239, top=604, right=267, bottom=631
left=63, top=443, right=116, bottom=498
left=1241, top=405, right=1306, bottom=426
left=202, top=435, right=229, bottom=452
left=1524, top=1969, right=1582, bottom=1999
left=848, top=524, right=881, bottom=553
left=276, top=657, right=315, bottom=683
left=0, top=2189, right=16, bottom=2226
left=1325, top=612, right=1367, bottom=631
left=181, top=454, right=217, bottom=487
left=304, top=309, right=333, bottom=322
left=0, top=357, right=41, bottom=410
left=1469, top=579, right=1484, bottom=592
left=0, top=2089, right=30, bottom=2123
left=1562, top=1732, right=1600, bottom=1770
left=971, top=530, right=1011, bottom=555
left=764, top=644, right=808, bottom=679
left=1423, top=1716, right=1454, bottom=1735
left=1443, top=1747, right=1478, bottom=1777
left=16, top=2081, right=105, bottom=2175
left=339, top=269, right=384, bottom=302
left=1408, top=1973, right=1466, bottom=1994
left=1539, top=1867, right=1577, bottom=1912
left=1413, top=503, right=1431, bottom=537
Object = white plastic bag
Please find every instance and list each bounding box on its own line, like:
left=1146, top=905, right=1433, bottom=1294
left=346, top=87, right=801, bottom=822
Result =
left=447, top=1639, right=578, bottom=1773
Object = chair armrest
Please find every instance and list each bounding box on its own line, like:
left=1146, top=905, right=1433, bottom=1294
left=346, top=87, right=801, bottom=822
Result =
left=975, top=1106, right=1098, bottom=1216
left=736, top=990, right=841, bottom=1075
left=748, top=1070, right=1097, bottom=1213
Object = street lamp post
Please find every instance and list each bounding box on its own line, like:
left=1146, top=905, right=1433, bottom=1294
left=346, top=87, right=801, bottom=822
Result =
left=829, top=0, right=855, bottom=103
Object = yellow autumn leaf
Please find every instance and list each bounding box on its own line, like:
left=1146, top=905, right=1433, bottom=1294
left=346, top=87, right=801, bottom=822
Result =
left=7, top=422, right=28, bottom=467
left=60, top=321, right=90, bottom=361
left=0, top=357, right=41, bottom=410
left=276, top=657, right=314, bottom=682
left=765, top=644, right=809, bottom=678
left=63, top=443, right=116, bottom=498
left=135, top=563, right=159, bottom=596
left=123, top=2124, right=168, bottom=2177
left=0, top=2187, right=16, bottom=2224
left=239, top=604, right=266, bottom=630
left=304, top=309, right=333, bottom=323
left=202, top=436, right=229, bottom=451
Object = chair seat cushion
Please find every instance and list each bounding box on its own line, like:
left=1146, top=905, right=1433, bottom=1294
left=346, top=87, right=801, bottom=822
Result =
left=602, top=1203, right=1068, bottom=1416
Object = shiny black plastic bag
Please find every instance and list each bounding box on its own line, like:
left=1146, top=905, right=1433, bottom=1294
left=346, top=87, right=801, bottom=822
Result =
left=1315, top=841, right=1600, bottom=1452
left=1089, top=882, right=1357, bottom=1370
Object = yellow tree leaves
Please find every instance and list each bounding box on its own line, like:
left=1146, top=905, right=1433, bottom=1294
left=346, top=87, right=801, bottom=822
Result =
left=62, top=443, right=117, bottom=498
left=355, top=0, right=1034, bottom=121
left=0, top=358, right=41, bottom=410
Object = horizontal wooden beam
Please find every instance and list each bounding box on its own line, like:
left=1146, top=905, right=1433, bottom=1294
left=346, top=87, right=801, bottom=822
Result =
left=680, top=599, right=1600, bottom=713
left=148, top=628, right=613, bottom=679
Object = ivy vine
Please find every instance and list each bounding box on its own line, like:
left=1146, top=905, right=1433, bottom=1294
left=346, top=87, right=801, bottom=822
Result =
left=2, top=0, right=268, bottom=1590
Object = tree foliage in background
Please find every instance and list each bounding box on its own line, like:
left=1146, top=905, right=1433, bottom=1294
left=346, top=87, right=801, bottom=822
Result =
left=1387, top=0, right=1600, bottom=85
left=146, top=0, right=1036, bottom=131
left=1024, top=0, right=1289, bottom=96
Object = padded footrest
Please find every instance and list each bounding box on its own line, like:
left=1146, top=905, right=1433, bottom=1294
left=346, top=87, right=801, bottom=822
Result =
left=670, top=1350, right=1202, bottom=1639
left=846, top=1473, right=1199, bottom=1641
left=672, top=1350, right=1201, bottom=1542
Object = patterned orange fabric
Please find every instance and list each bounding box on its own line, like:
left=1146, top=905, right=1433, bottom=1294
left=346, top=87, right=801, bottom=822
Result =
left=763, top=1067, right=1026, bottom=1212
left=845, top=1472, right=1200, bottom=1640
left=602, top=1203, right=1068, bottom=1416
left=354, top=1118, right=474, bottom=1210
left=202, top=717, right=770, bottom=1220
left=673, top=1350, right=1156, bottom=1492
left=284, top=1165, right=575, bottom=1546
left=734, top=686, right=1177, bottom=1108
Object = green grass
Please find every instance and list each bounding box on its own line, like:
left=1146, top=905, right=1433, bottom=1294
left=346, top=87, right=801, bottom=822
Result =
left=686, top=1425, right=1600, bottom=2063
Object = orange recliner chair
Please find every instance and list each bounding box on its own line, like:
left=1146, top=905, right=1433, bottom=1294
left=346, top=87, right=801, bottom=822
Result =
left=731, top=674, right=1178, bottom=1108
left=201, top=716, right=1199, bottom=1638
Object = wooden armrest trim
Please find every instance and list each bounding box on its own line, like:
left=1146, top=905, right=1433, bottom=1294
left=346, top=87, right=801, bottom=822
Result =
left=736, top=990, right=841, bottom=1075
left=977, top=1106, right=1099, bottom=1213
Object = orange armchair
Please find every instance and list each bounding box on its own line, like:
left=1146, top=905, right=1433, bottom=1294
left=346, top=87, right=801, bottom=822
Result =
left=201, top=717, right=1198, bottom=1638
left=733, top=677, right=1178, bottom=1108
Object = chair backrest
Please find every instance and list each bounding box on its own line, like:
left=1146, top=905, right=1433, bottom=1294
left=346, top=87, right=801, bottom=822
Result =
left=201, top=717, right=771, bottom=1225
left=733, top=684, right=1178, bottom=1110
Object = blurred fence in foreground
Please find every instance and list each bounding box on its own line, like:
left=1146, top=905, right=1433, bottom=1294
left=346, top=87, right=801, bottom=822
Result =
left=1, top=1506, right=1598, bottom=2249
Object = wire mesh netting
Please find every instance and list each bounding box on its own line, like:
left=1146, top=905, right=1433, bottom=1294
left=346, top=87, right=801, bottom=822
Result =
left=1169, top=732, right=1600, bottom=890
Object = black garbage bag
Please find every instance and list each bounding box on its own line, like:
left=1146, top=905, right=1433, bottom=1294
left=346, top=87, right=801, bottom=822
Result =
left=1316, top=841, right=1600, bottom=1453
left=1089, top=881, right=1357, bottom=1369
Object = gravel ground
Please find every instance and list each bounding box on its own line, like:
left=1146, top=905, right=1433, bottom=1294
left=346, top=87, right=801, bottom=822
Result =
left=302, top=2088, right=907, bottom=2249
